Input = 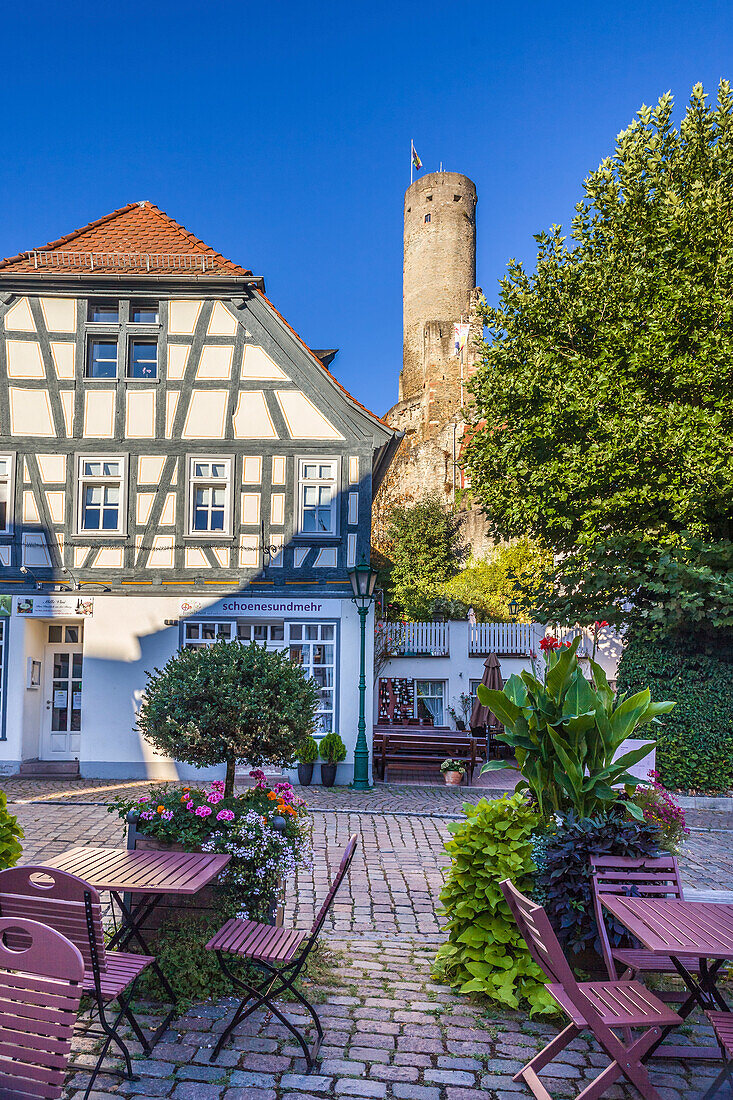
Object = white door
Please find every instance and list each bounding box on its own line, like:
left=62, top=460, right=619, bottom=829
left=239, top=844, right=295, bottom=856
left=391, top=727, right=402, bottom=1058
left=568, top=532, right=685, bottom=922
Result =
left=41, top=644, right=83, bottom=759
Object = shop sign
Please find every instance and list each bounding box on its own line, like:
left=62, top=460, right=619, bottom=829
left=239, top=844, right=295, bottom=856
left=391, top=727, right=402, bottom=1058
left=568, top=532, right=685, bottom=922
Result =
left=179, top=597, right=339, bottom=619
left=15, top=595, right=94, bottom=618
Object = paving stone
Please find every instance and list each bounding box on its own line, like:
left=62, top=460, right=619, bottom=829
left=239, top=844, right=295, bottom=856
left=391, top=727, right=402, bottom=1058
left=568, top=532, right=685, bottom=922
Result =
left=175, top=1064, right=227, bottom=1082
left=320, top=1059, right=366, bottom=1075
left=423, top=1067, right=476, bottom=1086
left=226, top=1070, right=277, bottom=1088
left=334, top=1081, right=387, bottom=1098
left=221, top=1090, right=276, bottom=1100
left=171, top=1085, right=222, bottom=1100
left=280, top=1073, right=333, bottom=1092
left=390, top=1086, right=441, bottom=1100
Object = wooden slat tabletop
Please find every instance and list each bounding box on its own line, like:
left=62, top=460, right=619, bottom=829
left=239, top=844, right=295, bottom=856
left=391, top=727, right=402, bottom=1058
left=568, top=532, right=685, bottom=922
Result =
left=44, top=847, right=231, bottom=895
left=601, top=897, right=733, bottom=959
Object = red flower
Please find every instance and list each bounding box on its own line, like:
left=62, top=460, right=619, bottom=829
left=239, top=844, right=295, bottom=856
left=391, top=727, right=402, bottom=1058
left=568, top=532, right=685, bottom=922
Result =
left=594, top=620, right=609, bottom=630
left=539, top=635, right=561, bottom=652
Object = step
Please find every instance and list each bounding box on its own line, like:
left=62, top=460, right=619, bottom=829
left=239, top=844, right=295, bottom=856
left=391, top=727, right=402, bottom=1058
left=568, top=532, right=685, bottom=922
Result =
left=17, top=759, right=80, bottom=778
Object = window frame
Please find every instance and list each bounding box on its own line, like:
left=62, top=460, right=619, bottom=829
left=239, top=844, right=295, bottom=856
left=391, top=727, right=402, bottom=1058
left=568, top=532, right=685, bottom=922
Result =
left=86, top=336, right=119, bottom=380
left=186, top=454, right=234, bottom=539
left=130, top=301, right=160, bottom=325
left=296, top=456, right=340, bottom=540
left=414, top=679, right=446, bottom=726
left=0, top=453, right=16, bottom=537
left=75, top=454, right=128, bottom=537
left=87, top=300, right=119, bottom=324
left=127, top=337, right=159, bottom=379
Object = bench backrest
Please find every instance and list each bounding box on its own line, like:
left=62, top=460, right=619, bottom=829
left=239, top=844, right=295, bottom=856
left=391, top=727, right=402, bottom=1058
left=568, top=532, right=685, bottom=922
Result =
left=590, top=855, right=684, bottom=979
left=0, top=865, right=107, bottom=975
left=0, top=915, right=84, bottom=1099
left=377, top=733, right=477, bottom=750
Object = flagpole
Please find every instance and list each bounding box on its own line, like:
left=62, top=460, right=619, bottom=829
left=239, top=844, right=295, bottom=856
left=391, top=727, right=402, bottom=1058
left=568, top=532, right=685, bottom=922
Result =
left=410, top=139, right=413, bottom=185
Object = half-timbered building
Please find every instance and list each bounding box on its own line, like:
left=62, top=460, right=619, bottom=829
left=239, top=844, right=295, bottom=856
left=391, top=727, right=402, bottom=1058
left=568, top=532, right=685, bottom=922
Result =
left=0, top=202, right=399, bottom=779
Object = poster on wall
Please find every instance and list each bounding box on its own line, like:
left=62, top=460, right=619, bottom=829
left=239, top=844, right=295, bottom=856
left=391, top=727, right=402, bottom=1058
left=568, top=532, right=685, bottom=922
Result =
left=0, top=596, right=11, bottom=616
left=15, top=596, right=94, bottom=618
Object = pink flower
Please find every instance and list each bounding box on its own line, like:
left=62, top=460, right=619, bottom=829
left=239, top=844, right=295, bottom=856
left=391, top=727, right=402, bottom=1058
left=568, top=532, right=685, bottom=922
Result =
left=206, top=791, right=224, bottom=804
left=195, top=805, right=212, bottom=817
left=210, top=780, right=225, bottom=792
left=161, top=810, right=174, bottom=821
left=216, top=809, right=235, bottom=822
left=139, top=810, right=154, bottom=820
left=185, top=800, right=195, bottom=812
left=137, top=795, right=149, bottom=803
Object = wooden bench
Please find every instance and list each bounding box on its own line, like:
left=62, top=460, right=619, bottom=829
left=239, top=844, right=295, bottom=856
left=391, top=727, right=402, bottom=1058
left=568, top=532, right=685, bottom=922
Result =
left=373, top=729, right=483, bottom=783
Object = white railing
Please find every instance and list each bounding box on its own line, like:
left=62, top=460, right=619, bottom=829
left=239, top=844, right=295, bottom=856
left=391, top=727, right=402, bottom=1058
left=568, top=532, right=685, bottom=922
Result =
left=552, top=625, right=590, bottom=657
left=28, top=251, right=219, bottom=272
left=469, top=621, right=538, bottom=656
left=378, top=620, right=450, bottom=657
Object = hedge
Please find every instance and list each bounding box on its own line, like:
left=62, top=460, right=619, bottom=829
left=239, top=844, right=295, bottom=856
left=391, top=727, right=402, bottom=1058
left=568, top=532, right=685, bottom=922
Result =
left=616, top=629, right=733, bottom=793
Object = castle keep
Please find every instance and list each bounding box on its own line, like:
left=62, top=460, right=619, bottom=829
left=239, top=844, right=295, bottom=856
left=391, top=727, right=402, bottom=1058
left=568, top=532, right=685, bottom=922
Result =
left=383, top=170, right=483, bottom=508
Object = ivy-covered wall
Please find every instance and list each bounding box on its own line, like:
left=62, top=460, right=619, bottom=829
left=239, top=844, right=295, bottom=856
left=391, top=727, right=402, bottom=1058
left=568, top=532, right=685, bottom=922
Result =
left=616, top=630, right=733, bottom=794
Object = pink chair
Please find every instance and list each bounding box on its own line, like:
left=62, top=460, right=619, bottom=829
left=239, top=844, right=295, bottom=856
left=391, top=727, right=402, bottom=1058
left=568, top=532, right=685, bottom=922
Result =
left=501, top=878, right=681, bottom=1100
left=0, top=915, right=84, bottom=1099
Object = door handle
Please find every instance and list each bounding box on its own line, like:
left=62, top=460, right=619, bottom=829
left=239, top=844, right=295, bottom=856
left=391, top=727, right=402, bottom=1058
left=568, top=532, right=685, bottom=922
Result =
left=45, top=701, right=51, bottom=710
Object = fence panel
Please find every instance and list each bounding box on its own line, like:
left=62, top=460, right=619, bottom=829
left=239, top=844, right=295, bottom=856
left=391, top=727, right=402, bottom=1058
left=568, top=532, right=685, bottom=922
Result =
left=377, top=621, right=450, bottom=657
left=468, top=622, right=538, bottom=656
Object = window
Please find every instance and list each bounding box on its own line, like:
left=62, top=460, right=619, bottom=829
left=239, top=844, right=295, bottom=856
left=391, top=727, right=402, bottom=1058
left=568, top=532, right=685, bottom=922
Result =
left=87, top=339, right=118, bottom=379
left=188, top=458, right=232, bottom=535
left=289, top=623, right=336, bottom=733
left=183, top=621, right=234, bottom=648
left=237, top=622, right=285, bottom=646
left=298, top=460, right=337, bottom=536
left=424, top=213, right=431, bottom=223
left=128, top=340, right=158, bottom=379
left=48, top=625, right=83, bottom=643
left=415, top=680, right=445, bottom=726
left=130, top=302, right=159, bottom=324
left=78, top=457, right=125, bottom=534
left=453, top=194, right=462, bottom=202
left=88, top=301, right=119, bottom=323
left=0, top=455, right=13, bottom=533
left=0, top=619, right=6, bottom=739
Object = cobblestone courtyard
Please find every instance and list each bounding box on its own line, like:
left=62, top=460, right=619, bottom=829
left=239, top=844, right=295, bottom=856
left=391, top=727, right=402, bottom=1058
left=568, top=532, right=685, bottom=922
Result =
left=5, top=780, right=733, bottom=1100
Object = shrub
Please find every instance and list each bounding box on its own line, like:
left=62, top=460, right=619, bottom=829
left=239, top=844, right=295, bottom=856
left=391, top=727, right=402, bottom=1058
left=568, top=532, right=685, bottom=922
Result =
left=319, top=732, right=346, bottom=765
left=481, top=638, right=674, bottom=819
left=433, top=794, right=556, bottom=1015
left=616, top=629, right=733, bottom=793
left=136, top=640, right=320, bottom=796
left=532, top=810, right=662, bottom=958
left=381, top=495, right=463, bottom=618
left=0, top=791, right=22, bottom=870
left=297, top=737, right=320, bottom=764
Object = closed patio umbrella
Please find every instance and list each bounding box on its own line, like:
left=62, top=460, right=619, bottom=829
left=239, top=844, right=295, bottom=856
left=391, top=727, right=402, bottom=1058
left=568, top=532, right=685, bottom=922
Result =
left=470, top=652, right=504, bottom=757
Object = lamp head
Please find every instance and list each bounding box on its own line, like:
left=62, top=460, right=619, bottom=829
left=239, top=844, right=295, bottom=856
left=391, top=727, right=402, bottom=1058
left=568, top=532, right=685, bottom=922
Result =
left=349, top=557, right=378, bottom=604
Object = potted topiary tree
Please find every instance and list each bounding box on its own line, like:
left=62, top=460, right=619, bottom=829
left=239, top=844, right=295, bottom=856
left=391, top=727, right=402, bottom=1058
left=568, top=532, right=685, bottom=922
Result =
left=318, top=732, right=346, bottom=787
left=136, top=639, right=320, bottom=797
left=297, top=736, right=319, bottom=786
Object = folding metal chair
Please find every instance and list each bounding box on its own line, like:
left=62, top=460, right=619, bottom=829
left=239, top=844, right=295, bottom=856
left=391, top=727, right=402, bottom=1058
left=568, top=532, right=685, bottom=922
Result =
left=0, top=915, right=84, bottom=1100
left=501, top=878, right=682, bottom=1100
left=702, top=1012, right=733, bottom=1100
left=0, top=865, right=160, bottom=1099
left=207, top=834, right=358, bottom=1070
left=591, top=855, right=703, bottom=999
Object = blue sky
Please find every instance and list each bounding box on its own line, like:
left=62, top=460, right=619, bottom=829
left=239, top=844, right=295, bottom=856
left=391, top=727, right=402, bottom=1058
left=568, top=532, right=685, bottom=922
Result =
left=1, top=0, right=731, bottom=415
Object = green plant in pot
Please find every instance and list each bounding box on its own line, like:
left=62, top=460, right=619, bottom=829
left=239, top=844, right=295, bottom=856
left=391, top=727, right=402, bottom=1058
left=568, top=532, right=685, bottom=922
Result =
left=441, top=758, right=466, bottom=785
left=319, top=732, right=346, bottom=787
left=478, top=636, right=675, bottom=819
left=296, top=736, right=319, bottom=786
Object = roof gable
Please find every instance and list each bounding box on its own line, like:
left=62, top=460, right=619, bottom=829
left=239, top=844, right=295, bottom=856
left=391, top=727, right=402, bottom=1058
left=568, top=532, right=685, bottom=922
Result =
left=0, top=201, right=250, bottom=276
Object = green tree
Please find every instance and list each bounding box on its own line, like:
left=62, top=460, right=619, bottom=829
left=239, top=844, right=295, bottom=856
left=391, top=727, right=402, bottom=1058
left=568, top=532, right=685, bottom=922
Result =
left=137, top=641, right=319, bottom=796
left=441, top=538, right=551, bottom=622
left=382, top=494, right=462, bottom=618
left=464, top=82, right=733, bottom=630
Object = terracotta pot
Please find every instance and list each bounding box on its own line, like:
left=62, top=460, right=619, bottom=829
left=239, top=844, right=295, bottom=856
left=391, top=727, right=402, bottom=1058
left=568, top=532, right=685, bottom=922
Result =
left=444, top=771, right=464, bottom=785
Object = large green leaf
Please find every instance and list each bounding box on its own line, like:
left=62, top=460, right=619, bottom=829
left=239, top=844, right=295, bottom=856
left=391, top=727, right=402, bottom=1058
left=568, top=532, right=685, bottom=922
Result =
left=476, top=686, right=522, bottom=728
left=609, top=689, right=652, bottom=742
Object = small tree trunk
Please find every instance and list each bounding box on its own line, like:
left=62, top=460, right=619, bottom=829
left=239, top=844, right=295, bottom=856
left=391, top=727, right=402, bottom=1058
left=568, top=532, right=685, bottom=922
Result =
left=225, top=756, right=236, bottom=799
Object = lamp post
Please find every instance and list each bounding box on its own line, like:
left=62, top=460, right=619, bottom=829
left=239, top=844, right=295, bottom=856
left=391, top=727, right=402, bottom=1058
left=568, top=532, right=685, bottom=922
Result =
left=508, top=597, right=520, bottom=622
left=348, top=556, right=379, bottom=790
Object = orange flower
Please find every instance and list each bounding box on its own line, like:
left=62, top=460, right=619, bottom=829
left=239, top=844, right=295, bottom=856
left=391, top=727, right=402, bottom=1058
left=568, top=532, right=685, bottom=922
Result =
left=180, top=794, right=189, bottom=802
left=157, top=805, right=165, bottom=813
left=267, top=791, right=277, bottom=801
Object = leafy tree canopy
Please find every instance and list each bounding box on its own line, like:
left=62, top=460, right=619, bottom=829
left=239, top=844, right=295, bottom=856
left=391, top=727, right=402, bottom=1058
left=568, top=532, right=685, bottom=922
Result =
left=381, top=494, right=463, bottom=618
left=137, top=640, right=319, bottom=796
left=464, top=83, right=733, bottom=629
left=441, top=538, right=551, bottom=622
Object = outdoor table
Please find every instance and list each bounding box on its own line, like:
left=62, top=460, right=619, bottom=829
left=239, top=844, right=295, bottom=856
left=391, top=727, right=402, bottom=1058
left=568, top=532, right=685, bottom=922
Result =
left=601, top=895, right=733, bottom=1061
left=45, top=846, right=231, bottom=1041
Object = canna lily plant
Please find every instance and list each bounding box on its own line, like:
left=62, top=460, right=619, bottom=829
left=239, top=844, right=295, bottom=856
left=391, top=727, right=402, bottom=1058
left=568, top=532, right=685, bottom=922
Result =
left=478, top=637, right=675, bottom=819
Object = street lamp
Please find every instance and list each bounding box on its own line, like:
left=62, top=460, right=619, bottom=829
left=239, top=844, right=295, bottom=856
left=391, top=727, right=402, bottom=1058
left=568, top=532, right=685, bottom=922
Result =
left=348, top=556, right=379, bottom=790
left=508, top=597, right=520, bottom=622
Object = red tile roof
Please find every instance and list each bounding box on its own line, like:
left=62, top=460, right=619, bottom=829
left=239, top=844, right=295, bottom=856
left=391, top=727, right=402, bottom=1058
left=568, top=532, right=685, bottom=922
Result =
left=0, top=201, right=251, bottom=276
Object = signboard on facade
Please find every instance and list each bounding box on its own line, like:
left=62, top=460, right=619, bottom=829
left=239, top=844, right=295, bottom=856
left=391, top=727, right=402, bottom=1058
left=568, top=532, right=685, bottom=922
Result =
left=15, top=595, right=94, bottom=618
left=179, top=597, right=340, bottom=619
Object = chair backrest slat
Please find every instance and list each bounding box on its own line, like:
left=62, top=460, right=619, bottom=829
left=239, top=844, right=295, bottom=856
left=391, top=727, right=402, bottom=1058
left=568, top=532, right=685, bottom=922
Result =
left=590, top=855, right=684, bottom=979
left=309, top=835, right=358, bottom=941
left=0, top=916, right=84, bottom=1100
left=500, top=879, right=579, bottom=990
left=0, top=865, right=106, bottom=974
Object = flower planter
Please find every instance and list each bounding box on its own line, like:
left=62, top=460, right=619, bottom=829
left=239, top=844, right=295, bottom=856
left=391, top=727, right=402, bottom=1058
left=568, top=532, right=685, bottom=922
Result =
left=443, top=771, right=464, bottom=785
left=298, top=762, right=315, bottom=786
left=127, top=820, right=284, bottom=940
left=321, top=763, right=337, bottom=787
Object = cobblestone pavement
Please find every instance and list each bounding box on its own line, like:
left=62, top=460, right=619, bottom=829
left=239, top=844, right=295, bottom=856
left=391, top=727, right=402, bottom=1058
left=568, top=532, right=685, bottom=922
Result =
left=2, top=781, right=731, bottom=1099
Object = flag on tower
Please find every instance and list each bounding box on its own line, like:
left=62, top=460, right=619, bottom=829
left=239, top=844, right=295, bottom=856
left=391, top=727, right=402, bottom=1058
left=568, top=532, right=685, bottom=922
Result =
left=411, top=141, right=422, bottom=171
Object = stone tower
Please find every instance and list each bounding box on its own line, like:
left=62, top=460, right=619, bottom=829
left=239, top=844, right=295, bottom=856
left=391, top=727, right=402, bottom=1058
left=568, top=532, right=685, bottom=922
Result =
left=401, top=170, right=477, bottom=408
left=376, top=170, right=485, bottom=547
